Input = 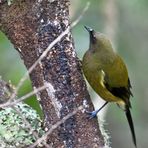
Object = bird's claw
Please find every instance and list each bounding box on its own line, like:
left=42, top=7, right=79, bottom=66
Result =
left=85, top=110, right=97, bottom=119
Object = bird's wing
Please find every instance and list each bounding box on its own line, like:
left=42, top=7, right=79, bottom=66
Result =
left=103, top=71, right=136, bottom=146
left=103, top=72, right=133, bottom=108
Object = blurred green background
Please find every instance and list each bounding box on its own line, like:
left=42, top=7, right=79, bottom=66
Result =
left=0, top=0, right=148, bottom=147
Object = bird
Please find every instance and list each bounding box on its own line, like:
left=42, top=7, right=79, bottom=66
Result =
left=82, top=26, right=137, bottom=147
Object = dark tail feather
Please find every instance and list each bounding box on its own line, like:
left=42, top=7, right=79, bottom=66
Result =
left=125, top=107, right=137, bottom=147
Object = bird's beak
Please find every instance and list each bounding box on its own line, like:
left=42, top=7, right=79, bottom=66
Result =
left=84, top=26, right=94, bottom=33
left=84, top=26, right=96, bottom=44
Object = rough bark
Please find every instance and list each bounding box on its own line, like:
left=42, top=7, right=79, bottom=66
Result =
left=0, top=0, right=105, bottom=147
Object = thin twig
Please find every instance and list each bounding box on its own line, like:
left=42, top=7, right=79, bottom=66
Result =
left=71, top=1, right=90, bottom=27
left=9, top=27, right=70, bottom=102
left=28, top=106, right=83, bottom=148
left=0, top=85, right=47, bottom=108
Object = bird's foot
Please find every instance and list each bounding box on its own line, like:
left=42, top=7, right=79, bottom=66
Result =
left=85, top=102, right=108, bottom=119
left=86, top=110, right=98, bottom=119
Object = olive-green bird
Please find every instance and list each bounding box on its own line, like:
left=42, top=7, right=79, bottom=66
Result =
left=82, top=26, right=136, bottom=147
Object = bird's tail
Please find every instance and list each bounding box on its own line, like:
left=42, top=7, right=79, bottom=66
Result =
left=125, top=106, right=137, bottom=147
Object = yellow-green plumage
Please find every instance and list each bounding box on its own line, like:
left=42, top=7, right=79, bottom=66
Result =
left=82, top=26, right=136, bottom=147
left=82, top=40, right=128, bottom=104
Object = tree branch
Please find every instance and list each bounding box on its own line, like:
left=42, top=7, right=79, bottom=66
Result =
left=0, top=0, right=106, bottom=147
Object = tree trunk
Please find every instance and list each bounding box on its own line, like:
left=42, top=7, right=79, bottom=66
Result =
left=0, top=0, right=106, bottom=147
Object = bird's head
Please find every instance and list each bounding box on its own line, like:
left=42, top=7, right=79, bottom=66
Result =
left=84, top=26, right=113, bottom=52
